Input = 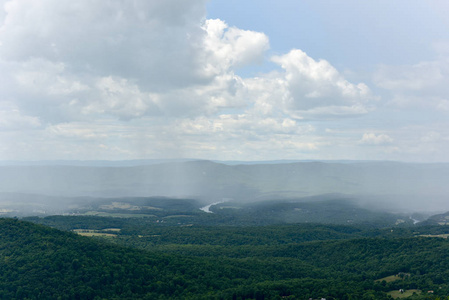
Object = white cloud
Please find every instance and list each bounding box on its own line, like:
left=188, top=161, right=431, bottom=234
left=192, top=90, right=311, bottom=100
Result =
left=202, top=19, right=269, bottom=75
left=359, top=133, right=393, bottom=145
left=0, top=0, right=373, bottom=124
left=0, top=1, right=274, bottom=123
left=153, top=73, right=248, bottom=117
left=14, top=59, right=88, bottom=96
left=240, top=74, right=289, bottom=116
left=46, top=122, right=109, bottom=140
left=81, top=76, right=158, bottom=119
left=374, top=55, right=449, bottom=112
left=0, top=102, right=41, bottom=130
left=1, top=0, right=422, bottom=162
left=375, top=61, right=446, bottom=91
left=0, top=0, right=209, bottom=89
left=271, top=49, right=372, bottom=113
left=175, top=114, right=315, bottom=137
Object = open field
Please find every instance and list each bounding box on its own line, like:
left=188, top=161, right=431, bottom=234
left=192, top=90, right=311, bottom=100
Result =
left=388, top=289, right=420, bottom=298
left=99, top=202, right=163, bottom=211
left=72, top=229, right=118, bottom=237
left=162, top=215, right=193, bottom=219
left=420, top=234, right=449, bottom=238
left=82, top=211, right=157, bottom=218
left=376, top=275, right=401, bottom=283
left=102, top=228, right=121, bottom=232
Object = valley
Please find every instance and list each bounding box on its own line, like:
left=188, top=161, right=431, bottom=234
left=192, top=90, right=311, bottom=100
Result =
left=2, top=160, right=449, bottom=299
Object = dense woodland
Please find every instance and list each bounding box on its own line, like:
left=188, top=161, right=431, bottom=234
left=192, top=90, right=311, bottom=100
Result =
left=2, top=216, right=449, bottom=299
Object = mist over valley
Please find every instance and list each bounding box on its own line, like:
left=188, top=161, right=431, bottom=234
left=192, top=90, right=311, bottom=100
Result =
left=2, top=0, right=449, bottom=298
left=1, top=160, right=448, bottom=225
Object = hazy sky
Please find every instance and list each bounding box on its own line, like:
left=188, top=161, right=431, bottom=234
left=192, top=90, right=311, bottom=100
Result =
left=1, top=0, right=449, bottom=162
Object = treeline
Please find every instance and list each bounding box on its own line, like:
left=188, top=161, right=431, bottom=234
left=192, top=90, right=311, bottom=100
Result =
left=24, top=215, right=449, bottom=245
left=7, top=217, right=449, bottom=299
left=24, top=196, right=416, bottom=227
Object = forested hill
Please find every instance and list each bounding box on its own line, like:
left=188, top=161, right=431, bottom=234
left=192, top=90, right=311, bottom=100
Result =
left=3, top=217, right=449, bottom=299
left=0, top=218, right=245, bottom=299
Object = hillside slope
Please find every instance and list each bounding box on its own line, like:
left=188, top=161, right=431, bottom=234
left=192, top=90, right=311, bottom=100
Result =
left=3, top=218, right=449, bottom=299
left=0, top=218, right=247, bottom=299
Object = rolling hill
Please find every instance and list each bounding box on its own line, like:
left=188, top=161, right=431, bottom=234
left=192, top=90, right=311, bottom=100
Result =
left=0, top=160, right=448, bottom=213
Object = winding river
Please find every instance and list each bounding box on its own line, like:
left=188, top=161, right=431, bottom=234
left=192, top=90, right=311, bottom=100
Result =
left=199, top=200, right=227, bottom=213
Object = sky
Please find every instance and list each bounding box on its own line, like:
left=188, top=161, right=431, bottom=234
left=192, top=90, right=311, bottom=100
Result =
left=1, top=0, right=449, bottom=162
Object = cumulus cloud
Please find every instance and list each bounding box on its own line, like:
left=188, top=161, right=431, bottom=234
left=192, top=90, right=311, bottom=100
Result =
left=0, top=0, right=209, bottom=89
left=202, top=19, right=269, bottom=75
left=0, top=0, right=380, bottom=160
left=14, top=59, right=88, bottom=96
left=0, top=0, right=275, bottom=122
left=271, top=49, right=372, bottom=114
left=81, top=76, right=159, bottom=119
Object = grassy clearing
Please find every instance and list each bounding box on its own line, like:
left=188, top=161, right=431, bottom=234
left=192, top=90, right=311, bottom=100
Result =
left=375, top=275, right=401, bottom=283
left=82, top=211, right=156, bottom=218
left=72, top=229, right=117, bottom=237
left=162, top=215, right=193, bottom=219
left=99, top=202, right=163, bottom=211
left=388, top=289, right=420, bottom=298
left=420, top=234, right=449, bottom=238
left=102, top=228, right=121, bottom=232
left=76, top=232, right=117, bottom=237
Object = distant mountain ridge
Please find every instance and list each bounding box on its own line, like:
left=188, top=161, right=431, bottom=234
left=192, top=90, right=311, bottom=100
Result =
left=3, top=158, right=442, bottom=167
left=0, top=160, right=448, bottom=212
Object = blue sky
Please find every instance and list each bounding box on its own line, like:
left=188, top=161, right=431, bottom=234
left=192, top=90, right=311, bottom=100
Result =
left=1, top=0, right=449, bottom=162
left=207, top=1, right=448, bottom=68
